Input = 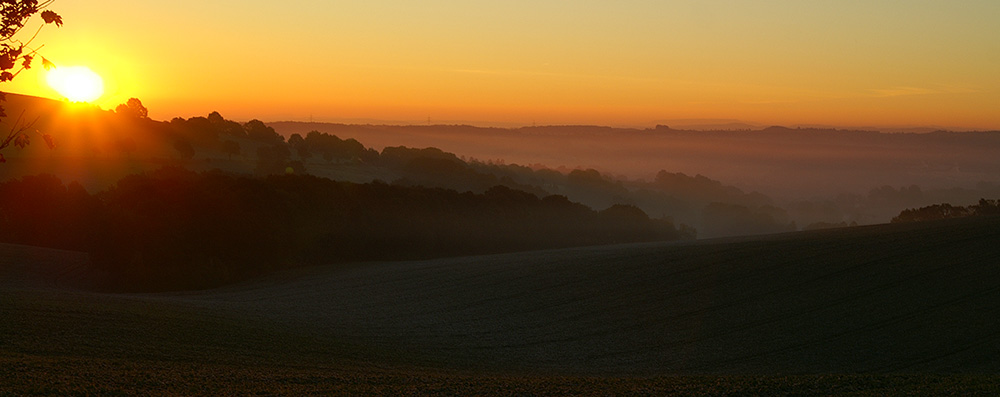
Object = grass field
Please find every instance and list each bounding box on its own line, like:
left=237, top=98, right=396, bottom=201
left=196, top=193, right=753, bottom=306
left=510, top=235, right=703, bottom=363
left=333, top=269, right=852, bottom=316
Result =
left=4, top=216, right=1000, bottom=394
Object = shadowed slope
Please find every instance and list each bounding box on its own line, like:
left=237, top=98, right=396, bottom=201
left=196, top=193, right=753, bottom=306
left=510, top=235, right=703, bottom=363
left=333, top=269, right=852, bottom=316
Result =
left=181, top=215, right=1000, bottom=374
left=0, top=243, right=96, bottom=290
left=3, top=216, right=1000, bottom=378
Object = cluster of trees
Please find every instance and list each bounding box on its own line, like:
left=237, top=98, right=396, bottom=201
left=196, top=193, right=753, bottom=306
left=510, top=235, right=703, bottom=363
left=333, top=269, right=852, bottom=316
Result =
left=68, top=105, right=382, bottom=177
left=0, top=168, right=694, bottom=291
left=288, top=131, right=377, bottom=164
left=891, top=199, right=1000, bottom=223
left=166, top=111, right=387, bottom=169
left=166, top=112, right=282, bottom=160
left=382, top=147, right=549, bottom=197
left=94, top=104, right=332, bottom=177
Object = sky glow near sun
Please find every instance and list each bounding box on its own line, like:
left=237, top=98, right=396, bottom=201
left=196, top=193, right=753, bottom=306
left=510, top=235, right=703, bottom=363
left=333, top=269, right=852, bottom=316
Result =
left=46, top=66, right=104, bottom=103
left=6, top=1, right=1000, bottom=129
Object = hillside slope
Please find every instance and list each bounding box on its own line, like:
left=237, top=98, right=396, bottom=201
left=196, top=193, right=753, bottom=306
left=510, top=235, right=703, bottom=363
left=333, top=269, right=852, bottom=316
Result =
left=5, top=216, right=1000, bottom=379
left=186, top=216, right=1000, bottom=374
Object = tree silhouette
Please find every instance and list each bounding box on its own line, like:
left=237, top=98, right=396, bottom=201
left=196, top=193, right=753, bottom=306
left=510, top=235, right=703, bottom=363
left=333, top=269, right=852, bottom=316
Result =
left=0, top=1, right=61, bottom=163
left=288, top=133, right=311, bottom=159
left=974, top=199, right=1000, bottom=216
left=208, top=110, right=245, bottom=137
left=115, top=97, right=149, bottom=118
left=244, top=119, right=283, bottom=144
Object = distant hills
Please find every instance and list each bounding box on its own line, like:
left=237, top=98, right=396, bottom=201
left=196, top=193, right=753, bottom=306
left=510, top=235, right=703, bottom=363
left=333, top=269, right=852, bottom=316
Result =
left=4, top=91, right=1000, bottom=238
left=267, top=119, right=1000, bottom=199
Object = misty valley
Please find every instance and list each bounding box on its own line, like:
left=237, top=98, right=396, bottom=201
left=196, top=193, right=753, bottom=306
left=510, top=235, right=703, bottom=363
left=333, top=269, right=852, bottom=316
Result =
left=4, top=94, right=1000, bottom=393
left=5, top=93, right=1000, bottom=242
left=4, top=0, right=1000, bottom=393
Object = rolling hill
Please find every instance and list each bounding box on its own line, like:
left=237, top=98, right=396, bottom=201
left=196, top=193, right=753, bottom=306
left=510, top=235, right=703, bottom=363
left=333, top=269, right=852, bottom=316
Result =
left=4, top=215, right=1000, bottom=393
left=269, top=121, right=1000, bottom=198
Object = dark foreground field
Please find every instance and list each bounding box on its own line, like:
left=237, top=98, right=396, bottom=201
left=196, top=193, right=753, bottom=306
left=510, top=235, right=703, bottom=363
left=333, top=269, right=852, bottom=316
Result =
left=4, top=216, right=1000, bottom=394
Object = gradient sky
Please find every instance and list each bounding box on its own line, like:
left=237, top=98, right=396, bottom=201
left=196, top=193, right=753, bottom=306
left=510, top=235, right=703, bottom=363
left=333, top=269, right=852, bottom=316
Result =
left=7, top=0, right=1000, bottom=128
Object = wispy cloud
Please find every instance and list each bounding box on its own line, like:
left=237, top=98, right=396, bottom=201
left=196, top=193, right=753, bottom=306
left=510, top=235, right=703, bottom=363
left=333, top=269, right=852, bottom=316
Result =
left=867, top=85, right=980, bottom=98
left=868, top=86, right=938, bottom=98
left=447, top=68, right=670, bottom=84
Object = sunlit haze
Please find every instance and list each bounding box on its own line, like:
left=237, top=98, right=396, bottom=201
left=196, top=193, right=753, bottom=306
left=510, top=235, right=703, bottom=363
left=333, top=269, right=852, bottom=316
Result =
left=46, top=66, right=104, bottom=103
left=6, top=3, right=1000, bottom=392
left=7, top=1, right=1000, bottom=129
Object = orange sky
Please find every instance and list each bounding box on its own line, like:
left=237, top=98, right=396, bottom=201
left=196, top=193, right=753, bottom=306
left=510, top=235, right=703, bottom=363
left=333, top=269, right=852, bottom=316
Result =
left=6, top=1, right=1000, bottom=129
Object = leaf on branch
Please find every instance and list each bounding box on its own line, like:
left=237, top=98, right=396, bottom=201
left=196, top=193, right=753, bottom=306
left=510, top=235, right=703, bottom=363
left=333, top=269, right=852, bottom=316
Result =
left=21, top=54, right=32, bottom=69
left=14, top=133, right=29, bottom=149
left=41, top=11, right=63, bottom=27
left=42, top=133, right=55, bottom=149
left=41, top=56, right=54, bottom=70
left=0, top=54, right=15, bottom=70
left=0, top=72, right=12, bottom=82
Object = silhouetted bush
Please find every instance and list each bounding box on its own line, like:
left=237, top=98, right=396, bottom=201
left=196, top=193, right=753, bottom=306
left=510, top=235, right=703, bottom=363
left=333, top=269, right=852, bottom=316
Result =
left=892, top=199, right=999, bottom=223
left=973, top=199, right=1000, bottom=216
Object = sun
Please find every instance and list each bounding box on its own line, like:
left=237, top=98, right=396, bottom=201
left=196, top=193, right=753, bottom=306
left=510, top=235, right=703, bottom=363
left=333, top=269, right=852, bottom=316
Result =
left=46, top=66, right=105, bottom=103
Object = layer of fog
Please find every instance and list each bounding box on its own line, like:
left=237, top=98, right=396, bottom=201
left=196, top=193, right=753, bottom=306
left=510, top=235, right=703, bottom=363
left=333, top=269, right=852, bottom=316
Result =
left=272, top=122, right=1000, bottom=237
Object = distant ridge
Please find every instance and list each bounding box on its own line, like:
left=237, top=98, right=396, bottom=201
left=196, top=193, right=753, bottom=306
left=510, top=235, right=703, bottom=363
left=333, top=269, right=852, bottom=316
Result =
left=270, top=119, right=997, bottom=135
left=650, top=118, right=762, bottom=131
left=268, top=119, right=1000, bottom=198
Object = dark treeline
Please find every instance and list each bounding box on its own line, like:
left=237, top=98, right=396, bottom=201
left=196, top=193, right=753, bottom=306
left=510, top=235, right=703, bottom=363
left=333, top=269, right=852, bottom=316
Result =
left=0, top=169, right=693, bottom=291
left=891, top=199, right=1000, bottom=223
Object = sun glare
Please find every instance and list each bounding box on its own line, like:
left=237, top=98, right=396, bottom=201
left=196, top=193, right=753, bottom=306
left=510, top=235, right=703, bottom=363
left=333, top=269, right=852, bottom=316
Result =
left=46, top=66, right=104, bottom=103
